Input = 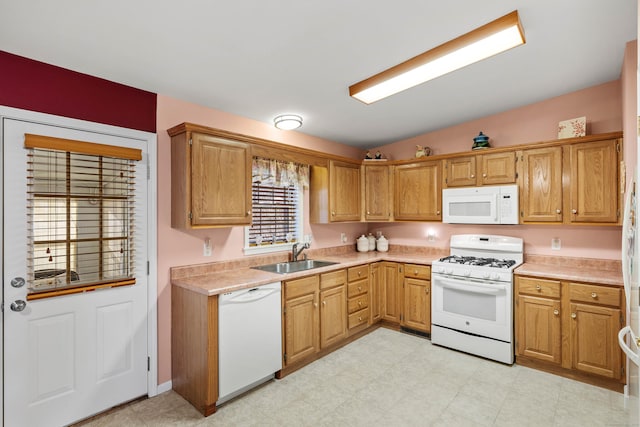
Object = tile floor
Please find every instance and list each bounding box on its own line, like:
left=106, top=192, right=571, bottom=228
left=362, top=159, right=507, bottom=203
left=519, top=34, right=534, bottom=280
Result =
left=83, top=328, right=631, bottom=426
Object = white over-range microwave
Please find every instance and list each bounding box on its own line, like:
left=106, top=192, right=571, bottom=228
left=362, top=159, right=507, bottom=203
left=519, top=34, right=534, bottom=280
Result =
left=442, top=184, right=519, bottom=224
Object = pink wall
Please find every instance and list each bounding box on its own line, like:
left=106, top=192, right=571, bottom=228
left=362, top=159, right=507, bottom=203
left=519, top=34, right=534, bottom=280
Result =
left=156, top=95, right=367, bottom=384
left=622, top=40, right=638, bottom=188
left=375, top=80, right=622, bottom=160
left=370, top=81, right=624, bottom=260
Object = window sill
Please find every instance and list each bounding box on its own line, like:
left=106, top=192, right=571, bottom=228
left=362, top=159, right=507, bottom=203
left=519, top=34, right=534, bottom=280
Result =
left=243, top=243, right=295, bottom=256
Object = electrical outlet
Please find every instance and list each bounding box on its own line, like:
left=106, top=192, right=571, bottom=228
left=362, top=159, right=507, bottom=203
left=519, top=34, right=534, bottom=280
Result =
left=340, top=232, right=347, bottom=243
left=551, top=238, right=561, bottom=250
left=203, top=238, right=212, bottom=256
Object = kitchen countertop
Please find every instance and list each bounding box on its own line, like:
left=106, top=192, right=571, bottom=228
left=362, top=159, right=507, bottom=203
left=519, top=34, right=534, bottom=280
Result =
left=171, top=249, right=448, bottom=296
left=171, top=247, right=624, bottom=296
left=514, top=262, right=623, bottom=287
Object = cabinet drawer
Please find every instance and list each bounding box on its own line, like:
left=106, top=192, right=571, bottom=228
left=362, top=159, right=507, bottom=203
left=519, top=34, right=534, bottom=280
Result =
left=348, top=265, right=369, bottom=282
left=517, top=277, right=560, bottom=298
left=348, top=294, right=369, bottom=314
left=320, top=269, right=347, bottom=290
left=569, top=283, right=621, bottom=307
left=404, top=264, right=431, bottom=280
left=285, top=275, right=319, bottom=299
left=348, top=308, right=370, bottom=329
left=347, top=279, right=369, bottom=298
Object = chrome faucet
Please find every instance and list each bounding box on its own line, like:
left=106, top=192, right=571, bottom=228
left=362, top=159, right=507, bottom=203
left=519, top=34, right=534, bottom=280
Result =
left=291, top=242, right=310, bottom=261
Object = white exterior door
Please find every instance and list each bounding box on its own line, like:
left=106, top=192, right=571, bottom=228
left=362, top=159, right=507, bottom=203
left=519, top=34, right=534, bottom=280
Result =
left=2, top=117, right=150, bottom=426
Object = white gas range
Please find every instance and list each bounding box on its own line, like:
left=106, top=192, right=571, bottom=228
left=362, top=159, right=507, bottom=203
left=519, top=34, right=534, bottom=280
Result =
left=431, top=234, right=523, bottom=364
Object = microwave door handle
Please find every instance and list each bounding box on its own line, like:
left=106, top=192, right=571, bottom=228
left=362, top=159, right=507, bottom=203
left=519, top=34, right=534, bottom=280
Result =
left=436, top=277, right=506, bottom=294
left=619, top=326, right=640, bottom=366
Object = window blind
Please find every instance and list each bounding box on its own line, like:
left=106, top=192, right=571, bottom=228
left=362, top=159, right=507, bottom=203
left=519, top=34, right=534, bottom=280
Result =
left=248, top=183, right=299, bottom=246
left=25, top=134, right=140, bottom=296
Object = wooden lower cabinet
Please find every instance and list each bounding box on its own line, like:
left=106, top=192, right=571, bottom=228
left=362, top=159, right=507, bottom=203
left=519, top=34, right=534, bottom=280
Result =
left=380, top=262, right=401, bottom=323
left=347, top=265, right=370, bottom=332
left=515, top=275, right=624, bottom=387
left=284, top=275, right=320, bottom=366
left=171, top=286, right=218, bottom=416
left=401, top=264, right=431, bottom=333
left=517, top=294, right=562, bottom=364
left=370, top=263, right=382, bottom=323
left=319, top=270, right=347, bottom=349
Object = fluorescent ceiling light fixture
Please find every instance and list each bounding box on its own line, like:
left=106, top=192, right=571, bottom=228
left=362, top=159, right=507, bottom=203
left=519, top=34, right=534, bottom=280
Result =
left=274, top=114, right=303, bottom=130
left=349, top=10, right=526, bottom=104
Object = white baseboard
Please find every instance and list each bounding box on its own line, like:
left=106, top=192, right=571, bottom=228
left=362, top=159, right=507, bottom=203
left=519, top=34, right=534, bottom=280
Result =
left=156, top=380, right=172, bottom=395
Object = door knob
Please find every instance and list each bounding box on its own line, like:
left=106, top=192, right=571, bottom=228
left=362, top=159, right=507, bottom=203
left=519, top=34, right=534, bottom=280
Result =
left=10, top=300, right=26, bottom=312
left=556, top=209, right=562, bottom=214
left=11, top=277, right=26, bottom=288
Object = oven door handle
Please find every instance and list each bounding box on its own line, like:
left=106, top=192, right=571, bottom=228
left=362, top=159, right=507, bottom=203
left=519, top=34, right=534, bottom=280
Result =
left=435, top=277, right=507, bottom=294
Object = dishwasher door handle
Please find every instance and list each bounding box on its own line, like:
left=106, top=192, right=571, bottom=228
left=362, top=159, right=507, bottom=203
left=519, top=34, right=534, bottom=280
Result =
left=221, top=287, right=280, bottom=304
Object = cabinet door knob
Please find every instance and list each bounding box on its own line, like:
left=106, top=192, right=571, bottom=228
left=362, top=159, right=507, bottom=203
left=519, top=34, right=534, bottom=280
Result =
left=436, top=210, right=441, bottom=215
left=426, top=288, right=430, bottom=294
left=331, top=211, right=336, bottom=216
left=571, top=313, right=577, bottom=319
left=367, top=211, right=370, bottom=215
left=483, top=173, right=487, bottom=178
left=553, top=309, right=559, bottom=316
left=470, top=174, right=475, bottom=178
left=246, top=210, right=252, bottom=215
left=591, top=292, right=597, bottom=299
left=322, top=300, right=326, bottom=306
left=536, top=285, right=541, bottom=291
left=314, top=302, right=318, bottom=308
left=556, top=209, right=562, bottom=214
left=572, top=209, right=577, bottom=214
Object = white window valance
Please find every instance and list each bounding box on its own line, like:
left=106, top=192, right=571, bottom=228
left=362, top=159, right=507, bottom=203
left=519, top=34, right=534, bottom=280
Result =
left=252, top=157, right=309, bottom=189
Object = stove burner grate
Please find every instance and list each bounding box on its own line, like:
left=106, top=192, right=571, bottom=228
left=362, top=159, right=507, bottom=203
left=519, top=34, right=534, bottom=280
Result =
left=438, top=255, right=516, bottom=269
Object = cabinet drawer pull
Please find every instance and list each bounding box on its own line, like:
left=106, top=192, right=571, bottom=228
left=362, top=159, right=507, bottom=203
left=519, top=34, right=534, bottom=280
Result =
left=553, top=309, right=559, bottom=316
left=358, top=301, right=362, bottom=307
left=414, top=270, right=418, bottom=275
left=591, top=292, right=597, bottom=299
left=358, top=271, right=362, bottom=276
left=358, top=286, right=362, bottom=291
left=571, top=313, right=577, bottom=319
left=358, top=316, right=362, bottom=321
left=536, top=285, right=541, bottom=291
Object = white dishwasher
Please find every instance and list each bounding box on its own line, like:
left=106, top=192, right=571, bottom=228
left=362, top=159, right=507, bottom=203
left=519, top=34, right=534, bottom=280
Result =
left=218, top=281, right=282, bottom=404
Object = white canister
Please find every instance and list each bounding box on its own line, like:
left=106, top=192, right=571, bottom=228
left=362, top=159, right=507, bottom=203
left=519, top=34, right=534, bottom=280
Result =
left=357, top=235, right=369, bottom=252
left=377, top=235, right=389, bottom=252
left=367, top=233, right=376, bottom=251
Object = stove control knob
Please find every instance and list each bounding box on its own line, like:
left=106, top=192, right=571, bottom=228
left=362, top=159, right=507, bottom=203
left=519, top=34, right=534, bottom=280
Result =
left=482, top=272, right=490, bottom=279
left=491, top=273, right=500, bottom=280
left=446, top=268, right=454, bottom=275
left=436, top=267, right=444, bottom=274
left=463, top=270, right=471, bottom=277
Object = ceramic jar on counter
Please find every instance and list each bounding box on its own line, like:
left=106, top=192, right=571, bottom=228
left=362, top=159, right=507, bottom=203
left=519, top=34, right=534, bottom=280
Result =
left=357, top=235, right=369, bottom=252
left=377, top=235, right=389, bottom=252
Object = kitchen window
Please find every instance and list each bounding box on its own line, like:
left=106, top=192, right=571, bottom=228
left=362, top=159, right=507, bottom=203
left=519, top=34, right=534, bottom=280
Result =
left=25, top=134, right=141, bottom=297
left=244, top=157, right=308, bottom=255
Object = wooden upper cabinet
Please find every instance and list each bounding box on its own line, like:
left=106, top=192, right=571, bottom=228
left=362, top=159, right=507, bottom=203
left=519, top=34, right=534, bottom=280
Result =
left=310, top=160, right=361, bottom=223
left=444, top=156, right=477, bottom=187
left=568, top=139, right=620, bottom=224
left=480, top=151, right=517, bottom=185
left=170, top=128, right=252, bottom=228
left=363, top=164, right=391, bottom=221
left=521, top=146, right=563, bottom=223
left=394, top=160, right=442, bottom=221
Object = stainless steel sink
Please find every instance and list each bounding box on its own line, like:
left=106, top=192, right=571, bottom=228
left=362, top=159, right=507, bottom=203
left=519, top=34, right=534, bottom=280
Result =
left=252, top=259, right=338, bottom=274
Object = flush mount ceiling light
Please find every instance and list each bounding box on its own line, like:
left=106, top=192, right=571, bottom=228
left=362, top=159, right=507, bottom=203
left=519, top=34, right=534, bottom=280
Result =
left=349, top=10, right=526, bottom=104
left=274, top=114, right=303, bottom=130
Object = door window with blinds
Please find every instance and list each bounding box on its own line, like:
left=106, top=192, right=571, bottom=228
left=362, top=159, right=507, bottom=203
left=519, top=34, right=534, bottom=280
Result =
left=244, top=157, right=308, bottom=254
left=25, top=134, right=141, bottom=297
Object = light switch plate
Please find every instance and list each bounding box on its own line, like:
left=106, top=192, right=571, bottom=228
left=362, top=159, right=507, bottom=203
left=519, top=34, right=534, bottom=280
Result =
left=203, top=238, right=212, bottom=256
left=340, top=233, right=347, bottom=243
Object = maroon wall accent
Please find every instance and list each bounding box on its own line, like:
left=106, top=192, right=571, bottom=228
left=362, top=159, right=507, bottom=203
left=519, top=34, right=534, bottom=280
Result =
left=0, top=51, right=157, bottom=133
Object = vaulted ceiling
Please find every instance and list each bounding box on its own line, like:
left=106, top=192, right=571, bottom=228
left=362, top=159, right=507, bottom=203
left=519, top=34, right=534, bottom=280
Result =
left=1, top=1, right=636, bottom=148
